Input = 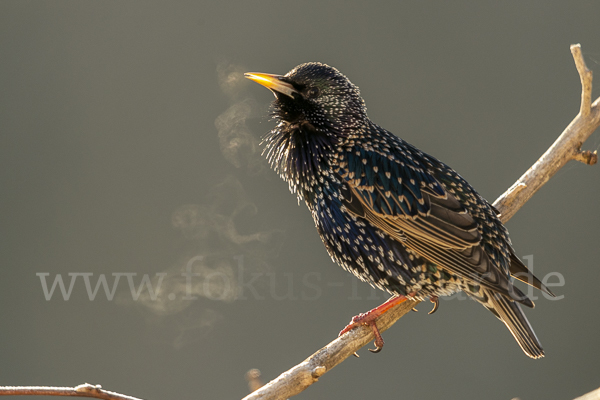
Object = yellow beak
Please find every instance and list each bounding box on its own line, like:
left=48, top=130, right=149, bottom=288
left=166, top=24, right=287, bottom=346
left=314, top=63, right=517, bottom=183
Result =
left=244, top=72, right=298, bottom=98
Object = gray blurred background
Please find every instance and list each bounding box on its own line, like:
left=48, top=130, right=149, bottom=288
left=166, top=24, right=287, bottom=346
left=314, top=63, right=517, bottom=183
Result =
left=1, top=2, right=599, bottom=399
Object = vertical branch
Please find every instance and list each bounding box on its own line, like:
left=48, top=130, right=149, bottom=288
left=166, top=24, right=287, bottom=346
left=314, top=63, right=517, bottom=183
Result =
left=493, top=44, right=599, bottom=222
left=571, top=44, right=593, bottom=117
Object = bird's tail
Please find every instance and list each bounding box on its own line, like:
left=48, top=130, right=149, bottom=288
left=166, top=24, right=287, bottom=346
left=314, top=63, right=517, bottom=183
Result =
left=470, top=288, right=544, bottom=359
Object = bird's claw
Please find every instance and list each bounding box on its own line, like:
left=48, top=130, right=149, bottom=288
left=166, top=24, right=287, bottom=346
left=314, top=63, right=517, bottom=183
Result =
left=367, top=321, right=385, bottom=353
left=428, top=296, right=439, bottom=315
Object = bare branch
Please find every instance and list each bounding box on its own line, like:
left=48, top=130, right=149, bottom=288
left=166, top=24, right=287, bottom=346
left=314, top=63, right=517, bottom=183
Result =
left=242, top=44, right=599, bottom=400
left=0, top=384, right=144, bottom=400
left=241, top=299, right=418, bottom=400
left=493, top=43, right=599, bottom=222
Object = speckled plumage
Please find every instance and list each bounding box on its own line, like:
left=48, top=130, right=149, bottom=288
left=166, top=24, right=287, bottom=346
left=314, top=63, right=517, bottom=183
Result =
left=248, top=62, right=552, bottom=358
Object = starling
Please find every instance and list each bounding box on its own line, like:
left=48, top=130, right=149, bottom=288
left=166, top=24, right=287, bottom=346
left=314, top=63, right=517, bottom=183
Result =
left=245, top=63, right=553, bottom=358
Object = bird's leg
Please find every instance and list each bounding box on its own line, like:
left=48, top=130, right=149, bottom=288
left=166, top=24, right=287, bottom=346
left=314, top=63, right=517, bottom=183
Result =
left=428, top=296, right=439, bottom=315
left=338, top=295, right=408, bottom=353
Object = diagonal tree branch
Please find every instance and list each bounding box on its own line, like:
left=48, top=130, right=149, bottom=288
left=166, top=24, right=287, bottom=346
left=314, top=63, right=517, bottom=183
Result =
left=242, top=299, right=419, bottom=400
left=241, top=44, right=600, bottom=400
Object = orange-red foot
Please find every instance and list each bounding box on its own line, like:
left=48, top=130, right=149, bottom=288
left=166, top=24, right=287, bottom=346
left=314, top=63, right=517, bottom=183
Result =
left=338, top=295, right=408, bottom=353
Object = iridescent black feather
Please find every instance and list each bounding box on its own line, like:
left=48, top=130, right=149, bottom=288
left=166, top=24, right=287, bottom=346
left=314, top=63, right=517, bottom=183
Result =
left=252, top=62, right=553, bottom=359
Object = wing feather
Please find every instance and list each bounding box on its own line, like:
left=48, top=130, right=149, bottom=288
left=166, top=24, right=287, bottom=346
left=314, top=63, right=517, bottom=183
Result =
left=336, top=160, right=533, bottom=307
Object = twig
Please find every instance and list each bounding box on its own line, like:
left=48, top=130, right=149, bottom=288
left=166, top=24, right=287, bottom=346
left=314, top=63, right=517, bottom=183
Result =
left=493, top=43, right=599, bottom=222
left=245, top=369, right=264, bottom=393
left=0, top=384, right=144, bottom=400
left=241, top=44, right=599, bottom=400
left=573, top=44, right=593, bottom=118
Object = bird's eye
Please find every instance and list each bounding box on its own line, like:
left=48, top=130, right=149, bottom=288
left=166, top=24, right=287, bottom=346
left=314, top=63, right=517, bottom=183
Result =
left=306, top=87, right=320, bottom=98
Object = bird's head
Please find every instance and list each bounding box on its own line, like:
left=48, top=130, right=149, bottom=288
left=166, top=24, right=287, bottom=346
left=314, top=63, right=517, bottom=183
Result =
left=245, top=62, right=367, bottom=134
left=244, top=63, right=368, bottom=200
